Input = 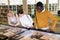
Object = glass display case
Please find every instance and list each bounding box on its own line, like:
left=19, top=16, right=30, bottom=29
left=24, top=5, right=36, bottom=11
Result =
left=0, top=24, right=60, bottom=40
left=20, top=30, right=60, bottom=40
left=0, top=24, right=27, bottom=40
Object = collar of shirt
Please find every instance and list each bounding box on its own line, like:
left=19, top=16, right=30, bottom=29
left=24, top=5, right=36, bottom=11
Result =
left=41, top=8, right=45, bottom=13
left=36, top=8, right=45, bottom=13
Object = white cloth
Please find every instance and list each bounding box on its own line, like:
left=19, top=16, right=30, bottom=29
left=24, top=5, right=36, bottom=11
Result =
left=40, top=26, right=49, bottom=30
left=19, top=14, right=33, bottom=27
left=41, top=8, right=45, bottom=13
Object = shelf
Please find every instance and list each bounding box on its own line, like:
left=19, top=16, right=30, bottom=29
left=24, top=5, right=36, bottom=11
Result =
left=0, top=6, right=8, bottom=25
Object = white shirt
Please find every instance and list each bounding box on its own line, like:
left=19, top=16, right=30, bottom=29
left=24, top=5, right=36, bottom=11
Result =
left=8, top=16, right=19, bottom=26
left=19, top=14, right=33, bottom=27
left=40, top=27, right=49, bottom=30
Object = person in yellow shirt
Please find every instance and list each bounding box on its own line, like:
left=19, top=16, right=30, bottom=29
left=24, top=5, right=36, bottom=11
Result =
left=34, top=2, right=57, bottom=32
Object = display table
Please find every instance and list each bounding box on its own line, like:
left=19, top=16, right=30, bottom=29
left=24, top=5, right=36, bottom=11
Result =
left=20, top=30, right=60, bottom=40
left=0, top=24, right=27, bottom=40
left=0, top=24, right=60, bottom=40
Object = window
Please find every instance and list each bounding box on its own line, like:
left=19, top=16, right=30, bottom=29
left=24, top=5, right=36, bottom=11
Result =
left=49, top=0, right=58, bottom=4
left=10, top=0, right=23, bottom=5
left=48, top=0, right=58, bottom=13
left=36, top=0, right=46, bottom=4
left=0, top=0, right=8, bottom=5
left=27, top=0, right=35, bottom=16
left=27, top=0, right=35, bottom=5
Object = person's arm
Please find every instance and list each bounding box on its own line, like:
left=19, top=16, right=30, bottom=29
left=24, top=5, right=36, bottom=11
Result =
left=15, top=14, right=19, bottom=26
left=47, top=11, right=57, bottom=30
left=33, top=10, right=38, bottom=28
left=14, top=21, right=19, bottom=26
left=8, top=17, right=12, bottom=26
left=27, top=15, right=33, bottom=23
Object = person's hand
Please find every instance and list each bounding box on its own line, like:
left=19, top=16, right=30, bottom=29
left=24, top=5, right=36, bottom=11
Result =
left=12, top=24, right=16, bottom=26
left=47, top=29, right=52, bottom=32
left=46, top=29, right=54, bottom=33
left=25, top=25, right=30, bottom=28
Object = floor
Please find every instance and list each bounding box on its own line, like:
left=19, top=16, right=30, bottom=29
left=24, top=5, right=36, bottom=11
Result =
left=54, top=23, right=60, bottom=33
left=49, top=21, right=60, bottom=33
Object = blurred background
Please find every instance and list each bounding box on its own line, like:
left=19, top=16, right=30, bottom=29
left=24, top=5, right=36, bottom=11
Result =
left=0, top=0, right=60, bottom=33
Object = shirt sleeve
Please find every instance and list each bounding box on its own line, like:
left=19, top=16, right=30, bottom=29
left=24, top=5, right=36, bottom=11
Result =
left=15, top=14, right=19, bottom=26
left=34, top=17, right=37, bottom=28
left=34, top=11, right=38, bottom=28
left=7, top=17, right=12, bottom=25
left=47, top=11, right=57, bottom=30
left=27, top=15, right=33, bottom=23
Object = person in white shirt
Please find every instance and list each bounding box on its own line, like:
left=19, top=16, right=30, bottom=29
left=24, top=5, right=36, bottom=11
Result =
left=17, top=9, right=33, bottom=28
left=7, top=10, right=19, bottom=27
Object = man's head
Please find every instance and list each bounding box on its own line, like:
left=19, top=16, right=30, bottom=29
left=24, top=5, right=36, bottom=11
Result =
left=17, top=9, right=24, bottom=16
left=36, top=2, right=44, bottom=12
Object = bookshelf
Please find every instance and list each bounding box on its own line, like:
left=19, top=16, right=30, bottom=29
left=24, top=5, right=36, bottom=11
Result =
left=0, top=6, right=8, bottom=25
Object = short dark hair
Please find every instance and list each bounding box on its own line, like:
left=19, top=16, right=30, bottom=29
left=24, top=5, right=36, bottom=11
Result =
left=36, top=2, right=43, bottom=7
left=17, top=9, right=23, bottom=15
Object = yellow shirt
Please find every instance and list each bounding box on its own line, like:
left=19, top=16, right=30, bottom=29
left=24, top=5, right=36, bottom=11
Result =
left=34, top=10, right=57, bottom=30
